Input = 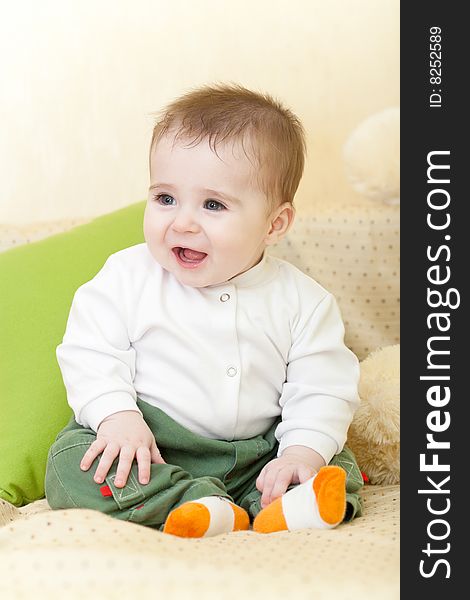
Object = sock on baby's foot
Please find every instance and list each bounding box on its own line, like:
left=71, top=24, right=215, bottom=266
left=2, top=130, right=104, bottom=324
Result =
left=253, top=465, right=346, bottom=534
left=163, top=496, right=250, bottom=538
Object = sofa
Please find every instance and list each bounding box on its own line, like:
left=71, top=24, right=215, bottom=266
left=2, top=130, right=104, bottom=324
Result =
left=0, top=197, right=399, bottom=599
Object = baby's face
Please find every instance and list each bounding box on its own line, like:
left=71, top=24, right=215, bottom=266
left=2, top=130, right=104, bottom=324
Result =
left=144, top=132, right=275, bottom=287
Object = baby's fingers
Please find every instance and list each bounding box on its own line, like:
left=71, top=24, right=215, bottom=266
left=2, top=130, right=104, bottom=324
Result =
left=269, top=469, right=293, bottom=502
left=135, top=443, right=166, bottom=486
left=136, top=447, right=151, bottom=485
left=80, top=439, right=108, bottom=471
left=260, top=468, right=279, bottom=507
left=256, top=467, right=267, bottom=492
left=261, top=467, right=292, bottom=508
left=93, top=444, right=122, bottom=484
left=150, top=442, right=166, bottom=465
left=113, top=446, right=136, bottom=488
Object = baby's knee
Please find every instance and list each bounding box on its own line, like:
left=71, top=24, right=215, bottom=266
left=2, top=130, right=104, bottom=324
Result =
left=45, top=431, right=97, bottom=510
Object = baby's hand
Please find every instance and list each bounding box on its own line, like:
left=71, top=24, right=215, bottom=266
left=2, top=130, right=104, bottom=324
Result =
left=80, top=410, right=166, bottom=488
left=255, top=446, right=326, bottom=508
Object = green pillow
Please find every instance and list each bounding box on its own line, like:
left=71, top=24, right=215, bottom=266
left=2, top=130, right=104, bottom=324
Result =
left=0, top=201, right=146, bottom=506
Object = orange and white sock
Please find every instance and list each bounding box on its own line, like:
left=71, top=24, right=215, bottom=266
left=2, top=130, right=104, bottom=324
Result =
left=163, top=496, right=250, bottom=538
left=253, top=465, right=346, bottom=534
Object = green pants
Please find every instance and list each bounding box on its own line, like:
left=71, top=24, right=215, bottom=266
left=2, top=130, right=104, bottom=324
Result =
left=45, top=398, right=364, bottom=530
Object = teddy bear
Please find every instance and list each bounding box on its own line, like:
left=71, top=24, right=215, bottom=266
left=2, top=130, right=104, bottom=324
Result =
left=347, top=344, right=400, bottom=485
left=343, top=106, right=400, bottom=206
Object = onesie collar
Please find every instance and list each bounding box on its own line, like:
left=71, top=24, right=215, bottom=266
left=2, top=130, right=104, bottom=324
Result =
left=212, top=251, right=278, bottom=289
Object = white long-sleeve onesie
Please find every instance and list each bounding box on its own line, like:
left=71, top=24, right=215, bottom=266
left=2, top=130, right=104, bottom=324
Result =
left=56, top=243, right=360, bottom=464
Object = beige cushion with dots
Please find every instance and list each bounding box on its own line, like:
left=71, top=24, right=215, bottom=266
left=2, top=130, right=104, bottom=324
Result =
left=270, top=201, right=399, bottom=360
left=0, top=484, right=399, bottom=599
left=0, top=218, right=90, bottom=253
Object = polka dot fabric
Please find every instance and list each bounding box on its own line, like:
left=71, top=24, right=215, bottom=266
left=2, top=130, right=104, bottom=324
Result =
left=0, top=218, right=90, bottom=253
left=0, top=484, right=399, bottom=599
left=269, top=202, right=399, bottom=360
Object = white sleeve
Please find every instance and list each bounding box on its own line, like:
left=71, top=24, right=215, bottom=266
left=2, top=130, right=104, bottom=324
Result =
left=275, top=293, right=360, bottom=463
left=56, top=255, right=141, bottom=432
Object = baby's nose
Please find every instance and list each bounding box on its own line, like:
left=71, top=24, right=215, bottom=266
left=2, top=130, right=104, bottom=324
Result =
left=171, top=209, right=200, bottom=233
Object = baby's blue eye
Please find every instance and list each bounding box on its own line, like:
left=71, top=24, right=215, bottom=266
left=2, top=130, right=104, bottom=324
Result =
left=204, top=199, right=225, bottom=211
left=155, top=193, right=175, bottom=206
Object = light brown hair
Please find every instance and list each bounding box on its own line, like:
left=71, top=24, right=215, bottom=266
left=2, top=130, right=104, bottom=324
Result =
left=149, top=83, right=306, bottom=209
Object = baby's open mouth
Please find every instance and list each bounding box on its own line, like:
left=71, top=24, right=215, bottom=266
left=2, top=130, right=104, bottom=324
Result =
left=172, top=247, right=208, bottom=267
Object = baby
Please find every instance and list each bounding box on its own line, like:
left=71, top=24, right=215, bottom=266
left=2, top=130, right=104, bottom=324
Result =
left=45, top=84, right=364, bottom=537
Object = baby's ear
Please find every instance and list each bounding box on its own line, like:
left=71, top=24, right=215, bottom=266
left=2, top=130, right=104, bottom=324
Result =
left=265, top=202, right=295, bottom=245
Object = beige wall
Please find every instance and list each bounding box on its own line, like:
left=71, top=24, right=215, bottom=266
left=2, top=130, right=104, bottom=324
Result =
left=0, top=0, right=399, bottom=224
